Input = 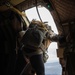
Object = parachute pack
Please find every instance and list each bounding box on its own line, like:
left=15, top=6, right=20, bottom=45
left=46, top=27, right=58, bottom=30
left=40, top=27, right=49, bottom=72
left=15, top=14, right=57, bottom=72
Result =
left=21, top=20, right=48, bottom=48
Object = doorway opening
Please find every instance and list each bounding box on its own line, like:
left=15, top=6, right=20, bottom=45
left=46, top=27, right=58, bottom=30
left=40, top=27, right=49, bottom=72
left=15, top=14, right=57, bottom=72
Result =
left=25, top=6, right=62, bottom=75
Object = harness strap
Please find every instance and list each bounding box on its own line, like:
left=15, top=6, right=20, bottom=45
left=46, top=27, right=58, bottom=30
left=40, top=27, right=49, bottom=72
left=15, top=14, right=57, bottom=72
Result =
left=23, top=49, right=43, bottom=57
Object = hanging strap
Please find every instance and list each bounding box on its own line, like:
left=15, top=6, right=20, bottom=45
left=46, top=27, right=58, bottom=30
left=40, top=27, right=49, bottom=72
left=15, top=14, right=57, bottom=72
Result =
left=35, top=0, right=42, bottom=22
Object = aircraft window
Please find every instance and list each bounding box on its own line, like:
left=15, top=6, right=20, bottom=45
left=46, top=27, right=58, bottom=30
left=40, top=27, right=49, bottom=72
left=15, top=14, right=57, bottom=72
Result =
left=25, top=7, right=62, bottom=75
